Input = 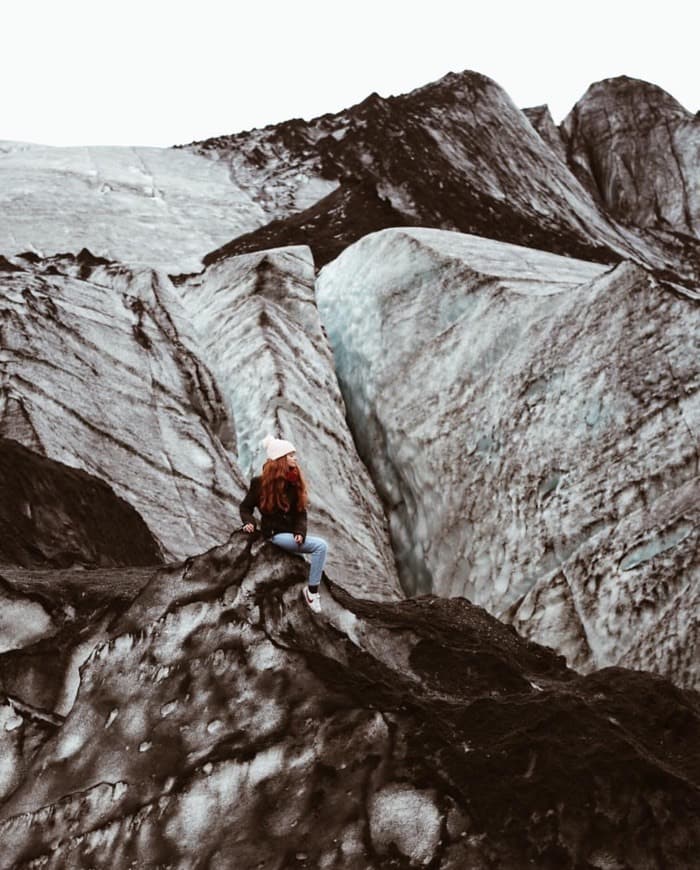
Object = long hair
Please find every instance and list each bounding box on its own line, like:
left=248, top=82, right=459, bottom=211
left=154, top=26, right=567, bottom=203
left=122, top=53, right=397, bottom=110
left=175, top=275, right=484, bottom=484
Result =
left=260, top=455, right=309, bottom=513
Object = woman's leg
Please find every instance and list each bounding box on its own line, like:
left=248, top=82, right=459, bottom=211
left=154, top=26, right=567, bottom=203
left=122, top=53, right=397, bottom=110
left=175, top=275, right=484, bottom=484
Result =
left=301, top=536, right=328, bottom=589
left=269, top=533, right=328, bottom=589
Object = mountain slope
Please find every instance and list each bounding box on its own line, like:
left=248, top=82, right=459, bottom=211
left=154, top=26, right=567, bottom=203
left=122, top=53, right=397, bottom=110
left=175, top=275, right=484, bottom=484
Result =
left=2, top=72, right=698, bottom=283
left=203, top=177, right=414, bottom=268
left=0, top=141, right=277, bottom=271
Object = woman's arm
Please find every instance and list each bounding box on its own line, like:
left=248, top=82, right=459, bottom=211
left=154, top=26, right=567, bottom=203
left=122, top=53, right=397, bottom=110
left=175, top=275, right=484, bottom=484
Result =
left=293, top=509, right=307, bottom=542
left=239, top=478, right=260, bottom=529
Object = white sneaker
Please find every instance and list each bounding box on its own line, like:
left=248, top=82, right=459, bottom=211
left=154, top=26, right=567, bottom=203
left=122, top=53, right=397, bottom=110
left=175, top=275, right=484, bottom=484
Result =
left=303, top=586, right=322, bottom=613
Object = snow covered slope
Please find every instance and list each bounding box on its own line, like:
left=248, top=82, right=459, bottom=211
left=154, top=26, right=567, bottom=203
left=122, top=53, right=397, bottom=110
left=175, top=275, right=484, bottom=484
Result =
left=0, top=141, right=334, bottom=272
left=317, top=228, right=699, bottom=687
left=174, top=246, right=401, bottom=599
left=0, top=250, right=244, bottom=559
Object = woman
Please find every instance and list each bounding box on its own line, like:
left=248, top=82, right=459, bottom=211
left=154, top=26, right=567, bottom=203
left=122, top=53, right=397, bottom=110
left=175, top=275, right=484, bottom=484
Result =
left=240, top=435, right=328, bottom=613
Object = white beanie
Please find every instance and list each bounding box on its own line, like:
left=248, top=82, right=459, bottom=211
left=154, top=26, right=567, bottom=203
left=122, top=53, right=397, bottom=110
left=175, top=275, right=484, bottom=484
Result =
left=262, top=434, right=296, bottom=461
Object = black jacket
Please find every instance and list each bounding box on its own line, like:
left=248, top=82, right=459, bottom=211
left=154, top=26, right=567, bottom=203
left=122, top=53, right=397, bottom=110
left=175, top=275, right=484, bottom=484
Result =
left=239, top=476, right=307, bottom=541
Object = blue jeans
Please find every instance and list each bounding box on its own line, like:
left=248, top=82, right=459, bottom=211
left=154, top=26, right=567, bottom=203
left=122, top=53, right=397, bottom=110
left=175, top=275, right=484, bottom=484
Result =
left=269, top=534, right=328, bottom=589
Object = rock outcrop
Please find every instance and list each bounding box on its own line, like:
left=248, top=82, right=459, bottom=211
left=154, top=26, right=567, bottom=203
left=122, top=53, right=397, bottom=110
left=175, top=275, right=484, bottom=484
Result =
left=0, top=445, right=162, bottom=808
left=0, top=694, right=61, bottom=807
left=0, top=439, right=163, bottom=801
left=0, top=534, right=698, bottom=869
left=0, top=437, right=165, bottom=804
left=0, top=563, right=158, bottom=710
left=316, top=228, right=699, bottom=688
left=0, top=250, right=244, bottom=560
left=173, top=246, right=401, bottom=598
left=562, top=76, right=700, bottom=238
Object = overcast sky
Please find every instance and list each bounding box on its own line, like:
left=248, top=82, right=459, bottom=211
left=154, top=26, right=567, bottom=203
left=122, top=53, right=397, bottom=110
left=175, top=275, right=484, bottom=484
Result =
left=4, top=0, right=698, bottom=147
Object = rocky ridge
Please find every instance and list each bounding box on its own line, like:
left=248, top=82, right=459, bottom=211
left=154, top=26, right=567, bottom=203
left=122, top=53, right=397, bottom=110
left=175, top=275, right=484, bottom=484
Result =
left=195, top=72, right=699, bottom=285
left=0, top=534, right=697, bottom=869
left=198, top=73, right=630, bottom=269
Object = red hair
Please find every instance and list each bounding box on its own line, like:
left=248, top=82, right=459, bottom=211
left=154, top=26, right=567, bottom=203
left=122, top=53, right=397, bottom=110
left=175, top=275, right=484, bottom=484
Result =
left=260, top=455, right=308, bottom=513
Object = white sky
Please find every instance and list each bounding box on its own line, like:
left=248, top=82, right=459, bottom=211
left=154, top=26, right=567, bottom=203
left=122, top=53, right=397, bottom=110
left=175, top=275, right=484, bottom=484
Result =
left=4, top=0, right=698, bottom=147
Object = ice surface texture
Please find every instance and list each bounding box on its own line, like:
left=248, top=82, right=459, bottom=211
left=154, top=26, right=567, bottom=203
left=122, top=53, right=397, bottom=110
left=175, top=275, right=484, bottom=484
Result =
left=0, top=142, right=269, bottom=272
left=317, top=228, right=699, bottom=687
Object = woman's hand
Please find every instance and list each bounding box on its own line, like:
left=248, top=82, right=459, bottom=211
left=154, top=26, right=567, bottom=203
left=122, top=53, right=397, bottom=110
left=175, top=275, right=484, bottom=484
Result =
left=294, top=534, right=304, bottom=545
left=242, top=523, right=255, bottom=534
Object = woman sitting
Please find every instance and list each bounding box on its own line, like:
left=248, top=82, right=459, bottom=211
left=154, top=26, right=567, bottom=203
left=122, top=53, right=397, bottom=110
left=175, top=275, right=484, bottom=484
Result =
left=240, top=435, right=328, bottom=613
